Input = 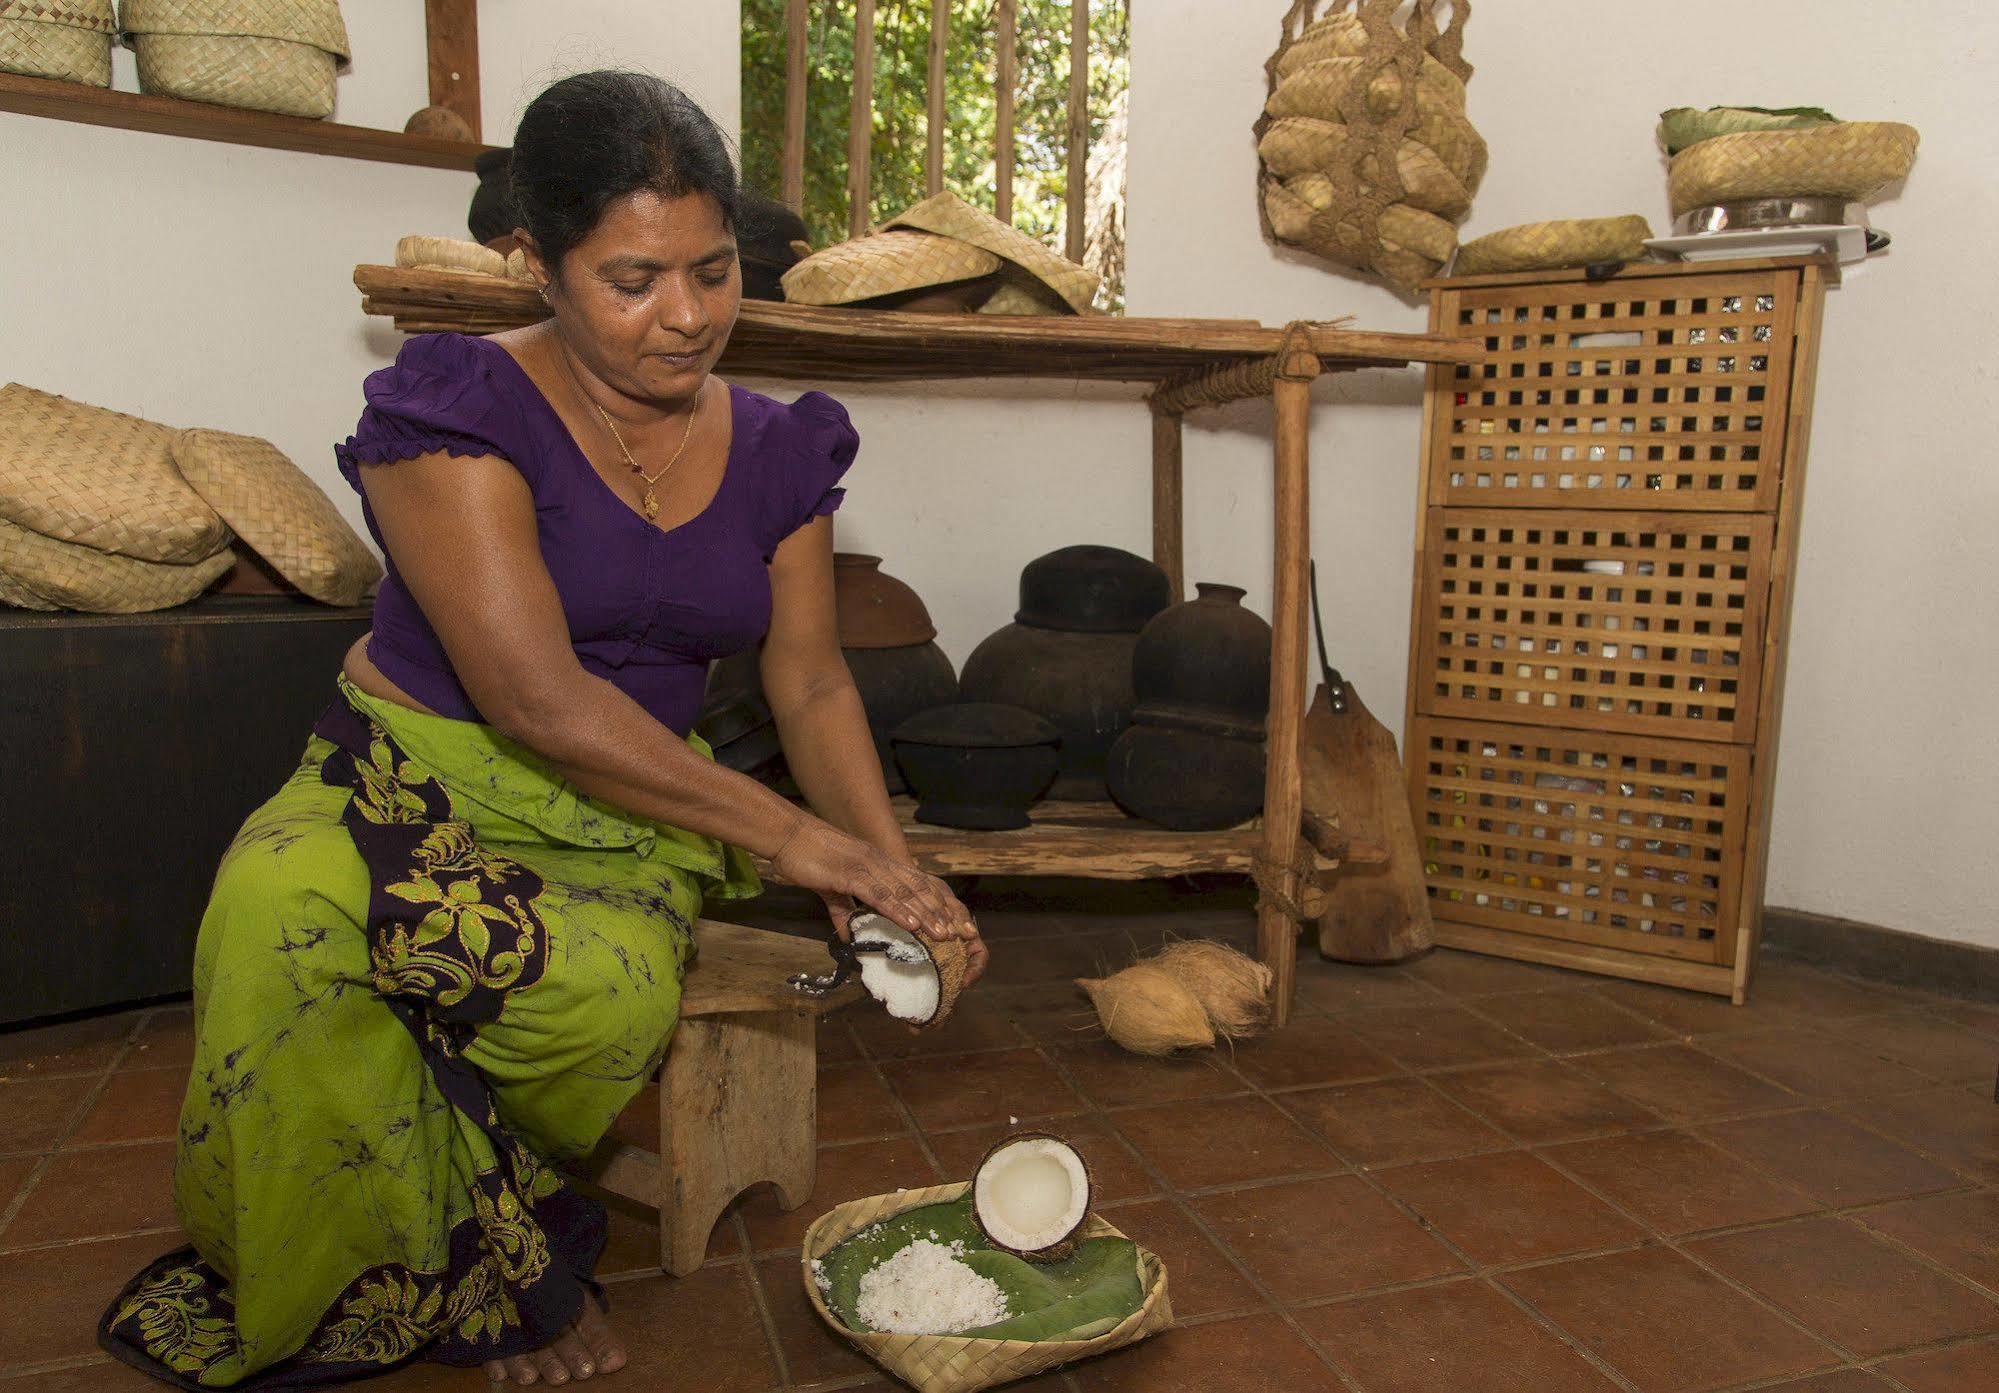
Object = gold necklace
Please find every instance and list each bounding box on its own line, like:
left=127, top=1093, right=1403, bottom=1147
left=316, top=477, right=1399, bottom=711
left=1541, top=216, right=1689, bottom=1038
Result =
left=593, top=393, right=700, bottom=522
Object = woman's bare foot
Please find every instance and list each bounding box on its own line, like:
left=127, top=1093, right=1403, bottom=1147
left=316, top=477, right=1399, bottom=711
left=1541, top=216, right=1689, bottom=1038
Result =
left=482, top=1292, right=626, bottom=1384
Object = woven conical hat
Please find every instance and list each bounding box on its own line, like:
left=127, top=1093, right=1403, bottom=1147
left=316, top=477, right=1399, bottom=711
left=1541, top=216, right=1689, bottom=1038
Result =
left=0, top=383, right=228, bottom=564
left=170, top=429, right=380, bottom=606
left=886, top=191, right=1101, bottom=314
left=0, top=514, right=234, bottom=613
left=781, top=230, right=1000, bottom=307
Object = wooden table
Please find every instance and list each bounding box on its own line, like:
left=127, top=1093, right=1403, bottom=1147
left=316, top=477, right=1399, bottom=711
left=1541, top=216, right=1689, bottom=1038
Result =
left=354, top=267, right=1479, bottom=1026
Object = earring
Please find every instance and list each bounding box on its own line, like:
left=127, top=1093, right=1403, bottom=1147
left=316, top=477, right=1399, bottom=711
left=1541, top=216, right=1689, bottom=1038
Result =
left=536, top=284, right=549, bottom=302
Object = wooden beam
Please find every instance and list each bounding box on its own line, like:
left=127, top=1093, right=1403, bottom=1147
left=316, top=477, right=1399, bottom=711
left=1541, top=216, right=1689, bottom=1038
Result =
left=926, top=0, right=949, bottom=197
left=0, top=70, right=489, bottom=170
left=1257, top=332, right=1324, bottom=1026
left=995, top=0, right=1016, bottom=224
left=847, top=0, right=877, bottom=239
left=782, top=0, right=808, bottom=212
left=423, top=0, right=480, bottom=141
left=1065, top=0, right=1089, bottom=263
left=1150, top=406, right=1185, bottom=601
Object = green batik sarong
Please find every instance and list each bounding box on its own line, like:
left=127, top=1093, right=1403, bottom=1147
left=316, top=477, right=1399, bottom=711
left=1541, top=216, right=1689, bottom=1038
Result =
left=101, top=679, right=759, bottom=1388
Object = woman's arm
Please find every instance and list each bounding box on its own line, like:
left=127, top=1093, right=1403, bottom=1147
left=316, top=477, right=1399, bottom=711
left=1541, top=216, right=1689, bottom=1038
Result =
left=356, top=449, right=968, bottom=943
left=760, top=516, right=907, bottom=857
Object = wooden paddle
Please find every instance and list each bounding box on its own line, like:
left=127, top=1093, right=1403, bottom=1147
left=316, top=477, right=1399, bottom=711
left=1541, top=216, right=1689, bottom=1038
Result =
left=1300, top=563, right=1434, bottom=963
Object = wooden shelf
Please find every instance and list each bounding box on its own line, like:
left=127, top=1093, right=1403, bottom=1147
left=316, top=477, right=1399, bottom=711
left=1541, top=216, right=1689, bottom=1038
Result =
left=353, top=266, right=1482, bottom=387
left=0, top=71, right=492, bottom=170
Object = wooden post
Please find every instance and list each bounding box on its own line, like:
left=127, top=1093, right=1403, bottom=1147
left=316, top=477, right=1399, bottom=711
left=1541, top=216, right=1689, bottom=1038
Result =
left=782, top=0, right=808, bottom=212
left=1150, top=406, right=1184, bottom=601
left=926, top=0, right=949, bottom=197
left=847, top=0, right=877, bottom=239
left=995, top=0, right=1016, bottom=224
left=1258, top=328, right=1322, bottom=1027
left=1065, top=0, right=1089, bottom=263
left=423, top=0, right=480, bottom=141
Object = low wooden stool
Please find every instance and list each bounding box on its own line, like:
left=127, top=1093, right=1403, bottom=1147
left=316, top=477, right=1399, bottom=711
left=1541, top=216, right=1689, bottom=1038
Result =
left=588, top=918, right=860, bottom=1276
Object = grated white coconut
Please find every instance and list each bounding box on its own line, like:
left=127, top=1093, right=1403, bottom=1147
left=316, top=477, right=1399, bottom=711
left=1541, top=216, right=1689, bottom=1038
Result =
left=854, top=1240, right=1010, bottom=1335
left=852, top=917, right=941, bottom=1023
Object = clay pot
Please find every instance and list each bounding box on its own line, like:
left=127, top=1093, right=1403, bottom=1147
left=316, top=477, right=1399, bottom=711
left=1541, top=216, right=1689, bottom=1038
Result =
left=694, top=690, right=784, bottom=782
left=891, top=703, right=1061, bottom=830
left=468, top=147, right=518, bottom=245
left=741, top=191, right=810, bottom=303
left=845, top=643, right=959, bottom=794
left=958, top=625, right=1137, bottom=802
left=1016, top=545, right=1172, bottom=633
left=1107, top=719, right=1266, bottom=831
left=959, top=545, right=1171, bottom=801
left=835, top=553, right=937, bottom=648
left=1131, top=582, right=1273, bottom=737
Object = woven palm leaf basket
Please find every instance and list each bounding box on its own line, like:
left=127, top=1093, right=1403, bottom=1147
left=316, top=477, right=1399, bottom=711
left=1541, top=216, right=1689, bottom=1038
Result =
left=1, top=0, right=114, bottom=83
left=120, top=0, right=349, bottom=119
left=802, top=1182, right=1173, bottom=1393
left=1454, top=215, right=1654, bottom=275
left=1668, top=121, right=1918, bottom=216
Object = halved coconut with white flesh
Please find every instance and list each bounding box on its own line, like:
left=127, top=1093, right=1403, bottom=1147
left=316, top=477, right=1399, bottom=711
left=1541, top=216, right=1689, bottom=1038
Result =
left=850, top=913, right=967, bottom=1030
left=973, top=1133, right=1093, bottom=1264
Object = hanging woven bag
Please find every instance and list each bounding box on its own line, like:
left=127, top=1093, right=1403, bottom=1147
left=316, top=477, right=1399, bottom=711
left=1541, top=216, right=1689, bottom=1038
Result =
left=1254, top=0, right=1484, bottom=293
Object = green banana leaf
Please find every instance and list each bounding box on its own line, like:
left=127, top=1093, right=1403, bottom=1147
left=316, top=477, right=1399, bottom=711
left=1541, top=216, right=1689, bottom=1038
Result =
left=818, top=1198, right=1147, bottom=1343
left=1659, top=105, right=1841, bottom=155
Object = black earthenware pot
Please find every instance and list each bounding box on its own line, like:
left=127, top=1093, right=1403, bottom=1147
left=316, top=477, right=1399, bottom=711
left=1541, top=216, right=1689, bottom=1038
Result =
left=468, top=148, right=517, bottom=245
left=1106, top=718, right=1265, bottom=831
left=845, top=643, right=958, bottom=794
left=741, top=190, right=809, bottom=303
left=1131, top=582, right=1272, bottom=738
left=1015, top=544, right=1173, bottom=633
left=891, top=703, right=1061, bottom=831
left=692, top=690, right=784, bottom=782
left=960, top=545, right=1170, bottom=801
left=958, top=625, right=1138, bottom=802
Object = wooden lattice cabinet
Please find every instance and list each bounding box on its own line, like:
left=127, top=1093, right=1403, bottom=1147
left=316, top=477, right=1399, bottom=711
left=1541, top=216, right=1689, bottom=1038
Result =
left=1405, top=256, right=1831, bottom=1001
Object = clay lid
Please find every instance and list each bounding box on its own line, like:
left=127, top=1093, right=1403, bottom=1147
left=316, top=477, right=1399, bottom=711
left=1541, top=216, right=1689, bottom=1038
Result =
left=834, top=553, right=937, bottom=648
left=892, top=702, right=1060, bottom=749
left=1015, top=544, right=1172, bottom=633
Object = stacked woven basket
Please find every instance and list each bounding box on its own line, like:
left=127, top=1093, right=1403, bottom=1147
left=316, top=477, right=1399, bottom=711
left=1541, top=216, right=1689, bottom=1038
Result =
left=0, top=384, right=378, bottom=612
left=1660, top=106, right=1919, bottom=216
left=0, top=0, right=349, bottom=118
left=1255, top=0, right=1485, bottom=293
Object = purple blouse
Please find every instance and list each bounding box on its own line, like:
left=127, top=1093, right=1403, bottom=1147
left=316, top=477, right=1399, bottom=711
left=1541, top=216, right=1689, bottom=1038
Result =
left=335, top=333, right=855, bottom=735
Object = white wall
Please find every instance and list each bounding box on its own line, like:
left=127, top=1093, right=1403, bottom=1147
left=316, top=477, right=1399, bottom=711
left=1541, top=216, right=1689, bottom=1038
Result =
left=6, top=1, right=1993, bottom=951
left=1102, top=0, right=1999, bottom=947
left=0, top=1, right=742, bottom=546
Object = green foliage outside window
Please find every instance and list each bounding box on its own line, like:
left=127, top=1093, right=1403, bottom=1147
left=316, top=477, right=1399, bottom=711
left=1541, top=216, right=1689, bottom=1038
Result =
left=740, top=0, right=1129, bottom=308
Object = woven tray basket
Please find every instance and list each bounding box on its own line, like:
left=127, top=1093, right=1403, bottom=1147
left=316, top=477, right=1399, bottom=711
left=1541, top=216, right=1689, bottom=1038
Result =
left=0, top=0, right=114, bottom=84
left=0, top=514, right=234, bottom=612
left=121, top=0, right=350, bottom=119
left=0, top=383, right=229, bottom=563
left=1668, top=121, right=1918, bottom=215
left=801, top=1182, right=1173, bottom=1393
left=782, top=231, right=1001, bottom=308
left=1454, top=214, right=1654, bottom=275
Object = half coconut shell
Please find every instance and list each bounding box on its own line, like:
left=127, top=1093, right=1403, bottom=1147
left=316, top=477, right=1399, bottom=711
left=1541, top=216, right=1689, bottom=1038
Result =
left=849, top=913, right=969, bottom=1031
left=972, top=1131, right=1094, bottom=1264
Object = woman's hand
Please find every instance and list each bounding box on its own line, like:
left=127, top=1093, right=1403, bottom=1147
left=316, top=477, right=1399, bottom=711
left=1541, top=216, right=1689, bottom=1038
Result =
left=774, top=819, right=987, bottom=987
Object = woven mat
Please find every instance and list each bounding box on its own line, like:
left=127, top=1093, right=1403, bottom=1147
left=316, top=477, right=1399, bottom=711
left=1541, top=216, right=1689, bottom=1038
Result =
left=171, top=428, right=379, bottom=606
left=0, top=383, right=229, bottom=564
left=0, top=513, right=234, bottom=612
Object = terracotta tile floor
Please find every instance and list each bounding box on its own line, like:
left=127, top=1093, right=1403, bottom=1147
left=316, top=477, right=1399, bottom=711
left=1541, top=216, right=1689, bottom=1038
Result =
left=4, top=884, right=1998, bottom=1392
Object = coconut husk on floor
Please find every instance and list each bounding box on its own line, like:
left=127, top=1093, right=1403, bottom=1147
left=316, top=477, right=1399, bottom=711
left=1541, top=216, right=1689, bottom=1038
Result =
left=1077, top=939, right=1273, bottom=1055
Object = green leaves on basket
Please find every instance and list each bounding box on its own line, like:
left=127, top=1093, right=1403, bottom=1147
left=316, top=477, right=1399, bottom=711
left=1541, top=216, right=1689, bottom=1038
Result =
left=1658, top=105, right=1841, bottom=155
left=820, top=1199, right=1147, bottom=1343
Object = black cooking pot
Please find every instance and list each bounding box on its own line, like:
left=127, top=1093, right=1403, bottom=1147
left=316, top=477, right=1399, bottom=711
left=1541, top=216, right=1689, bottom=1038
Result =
left=958, top=625, right=1137, bottom=801
left=740, top=190, right=810, bottom=303
left=469, top=148, right=518, bottom=245
left=845, top=643, right=959, bottom=794
left=891, top=703, right=1061, bottom=831
left=693, top=690, right=784, bottom=781
left=1131, top=582, right=1272, bottom=738
left=1015, top=545, right=1172, bottom=634
left=1106, top=720, right=1265, bottom=831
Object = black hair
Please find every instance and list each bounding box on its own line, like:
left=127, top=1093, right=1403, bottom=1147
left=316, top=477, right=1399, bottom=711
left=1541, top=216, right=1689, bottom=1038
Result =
left=509, top=71, right=740, bottom=273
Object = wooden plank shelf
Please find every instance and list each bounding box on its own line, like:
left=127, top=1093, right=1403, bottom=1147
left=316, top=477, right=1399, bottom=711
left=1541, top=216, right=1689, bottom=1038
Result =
left=353, top=266, right=1482, bottom=384
left=0, top=71, right=492, bottom=170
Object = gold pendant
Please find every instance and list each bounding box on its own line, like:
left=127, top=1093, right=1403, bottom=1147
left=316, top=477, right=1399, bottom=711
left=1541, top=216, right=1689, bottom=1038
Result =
left=642, top=489, right=660, bottom=521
